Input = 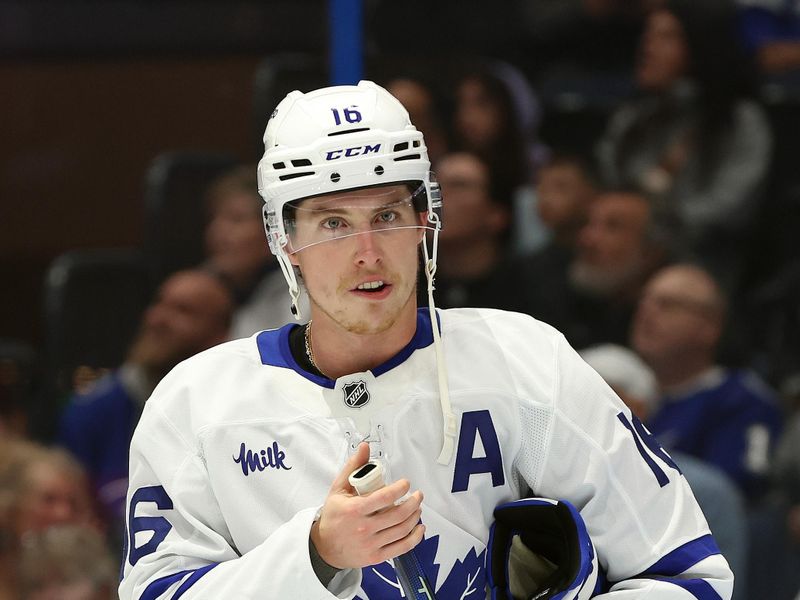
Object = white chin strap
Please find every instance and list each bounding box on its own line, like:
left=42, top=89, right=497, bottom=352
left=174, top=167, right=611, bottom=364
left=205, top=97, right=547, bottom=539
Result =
left=423, top=224, right=456, bottom=465
left=276, top=252, right=305, bottom=321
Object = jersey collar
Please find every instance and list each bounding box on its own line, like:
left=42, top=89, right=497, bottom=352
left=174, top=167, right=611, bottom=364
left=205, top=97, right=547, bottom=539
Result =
left=256, top=308, right=438, bottom=388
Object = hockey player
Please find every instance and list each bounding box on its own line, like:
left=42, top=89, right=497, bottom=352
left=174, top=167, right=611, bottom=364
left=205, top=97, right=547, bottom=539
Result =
left=119, top=81, right=734, bottom=599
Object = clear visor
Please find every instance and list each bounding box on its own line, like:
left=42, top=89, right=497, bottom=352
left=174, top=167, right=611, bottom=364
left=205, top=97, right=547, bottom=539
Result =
left=283, top=182, right=435, bottom=254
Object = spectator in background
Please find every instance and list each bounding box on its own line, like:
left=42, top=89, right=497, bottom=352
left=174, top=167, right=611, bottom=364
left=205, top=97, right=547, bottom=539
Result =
left=522, top=189, right=671, bottom=349
left=56, top=269, right=232, bottom=525
left=580, top=343, right=749, bottom=598
left=597, top=0, right=772, bottom=290
left=0, top=440, right=100, bottom=598
left=737, top=0, right=800, bottom=74
left=386, top=76, right=449, bottom=165
left=18, top=525, right=117, bottom=600
left=535, top=154, right=597, bottom=252
left=451, top=61, right=551, bottom=255
left=427, top=151, right=529, bottom=312
left=631, top=263, right=783, bottom=502
left=204, top=165, right=308, bottom=338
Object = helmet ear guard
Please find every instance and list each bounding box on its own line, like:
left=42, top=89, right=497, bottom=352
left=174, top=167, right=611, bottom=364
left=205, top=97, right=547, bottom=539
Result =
left=487, top=498, right=603, bottom=600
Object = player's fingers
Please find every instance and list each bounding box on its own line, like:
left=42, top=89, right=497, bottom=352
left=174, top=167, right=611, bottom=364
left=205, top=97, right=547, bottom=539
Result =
left=329, top=442, right=371, bottom=494
left=377, top=523, right=426, bottom=562
left=359, top=478, right=412, bottom=515
left=372, top=490, right=423, bottom=530
left=374, top=504, right=423, bottom=548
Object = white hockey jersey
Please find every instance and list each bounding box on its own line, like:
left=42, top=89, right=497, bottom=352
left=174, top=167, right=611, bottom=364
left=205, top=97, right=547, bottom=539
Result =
left=119, top=308, right=733, bottom=599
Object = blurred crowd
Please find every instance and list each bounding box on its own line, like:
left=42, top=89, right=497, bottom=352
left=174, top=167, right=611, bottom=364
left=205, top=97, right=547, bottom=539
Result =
left=3, top=0, right=800, bottom=598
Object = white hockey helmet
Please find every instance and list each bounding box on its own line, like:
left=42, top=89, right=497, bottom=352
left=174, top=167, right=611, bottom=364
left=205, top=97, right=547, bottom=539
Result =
left=257, top=80, right=442, bottom=317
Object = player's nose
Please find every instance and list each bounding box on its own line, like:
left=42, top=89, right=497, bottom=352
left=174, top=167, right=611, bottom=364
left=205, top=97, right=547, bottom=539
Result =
left=353, top=231, right=382, bottom=267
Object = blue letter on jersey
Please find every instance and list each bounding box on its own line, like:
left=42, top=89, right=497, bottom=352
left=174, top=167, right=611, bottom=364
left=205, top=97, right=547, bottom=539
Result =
left=452, top=410, right=504, bottom=493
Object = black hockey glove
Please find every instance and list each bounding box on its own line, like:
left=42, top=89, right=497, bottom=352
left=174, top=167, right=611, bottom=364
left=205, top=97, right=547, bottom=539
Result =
left=486, top=498, right=602, bottom=600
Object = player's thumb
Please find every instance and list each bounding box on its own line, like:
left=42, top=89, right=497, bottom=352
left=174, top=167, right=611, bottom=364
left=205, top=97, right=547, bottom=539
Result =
left=330, top=442, right=371, bottom=494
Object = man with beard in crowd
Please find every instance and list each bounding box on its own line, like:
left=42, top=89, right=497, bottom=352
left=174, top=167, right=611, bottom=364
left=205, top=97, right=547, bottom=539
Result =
left=522, top=188, right=671, bottom=350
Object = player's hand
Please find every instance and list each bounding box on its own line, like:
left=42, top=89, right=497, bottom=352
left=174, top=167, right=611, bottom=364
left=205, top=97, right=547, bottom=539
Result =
left=310, top=442, right=425, bottom=570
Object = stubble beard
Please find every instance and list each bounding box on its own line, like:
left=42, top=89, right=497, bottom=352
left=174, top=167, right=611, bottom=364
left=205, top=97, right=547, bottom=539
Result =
left=307, top=269, right=418, bottom=336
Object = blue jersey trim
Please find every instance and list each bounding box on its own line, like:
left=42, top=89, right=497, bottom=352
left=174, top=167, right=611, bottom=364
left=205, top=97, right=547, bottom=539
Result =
left=373, top=308, right=435, bottom=377
left=256, top=308, right=437, bottom=387
left=139, top=564, right=217, bottom=600
left=642, top=534, right=720, bottom=577
left=643, top=578, right=722, bottom=600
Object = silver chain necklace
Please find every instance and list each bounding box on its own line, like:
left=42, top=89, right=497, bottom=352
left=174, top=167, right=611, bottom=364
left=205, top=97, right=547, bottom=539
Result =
left=304, top=320, right=331, bottom=378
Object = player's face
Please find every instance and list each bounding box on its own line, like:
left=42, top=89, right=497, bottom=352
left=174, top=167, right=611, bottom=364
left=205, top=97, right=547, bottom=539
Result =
left=288, top=185, right=426, bottom=335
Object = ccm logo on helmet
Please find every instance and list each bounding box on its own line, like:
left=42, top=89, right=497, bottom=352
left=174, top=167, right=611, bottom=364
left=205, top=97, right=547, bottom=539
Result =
left=325, top=144, right=381, bottom=161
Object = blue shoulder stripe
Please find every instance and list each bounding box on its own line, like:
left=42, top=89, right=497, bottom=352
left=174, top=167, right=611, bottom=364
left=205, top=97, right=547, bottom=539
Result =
left=643, top=534, right=720, bottom=577
left=139, top=564, right=217, bottom=600
left=626, top=535, right=723, bottom=600
left=643, top=577, right=722, bottom=600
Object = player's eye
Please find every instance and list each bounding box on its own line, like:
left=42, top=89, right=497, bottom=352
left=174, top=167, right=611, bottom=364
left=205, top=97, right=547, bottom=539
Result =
left=375, top=211, right=398, bottom=225
left=321, top=216, right=346, bottom=230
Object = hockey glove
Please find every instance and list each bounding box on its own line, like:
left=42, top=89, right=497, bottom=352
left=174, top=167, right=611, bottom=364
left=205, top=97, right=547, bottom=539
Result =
left=486, top=497, right=601, bottom=600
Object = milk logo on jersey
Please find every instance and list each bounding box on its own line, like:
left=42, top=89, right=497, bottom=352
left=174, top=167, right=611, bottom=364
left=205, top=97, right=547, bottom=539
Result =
left=343, top=380, right=370, bottom=408
left=232, top=441, right=292, bottom=476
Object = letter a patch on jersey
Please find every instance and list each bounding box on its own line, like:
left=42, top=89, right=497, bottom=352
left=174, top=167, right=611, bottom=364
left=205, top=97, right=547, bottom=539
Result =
left=452, top=410, right=504, bottom=493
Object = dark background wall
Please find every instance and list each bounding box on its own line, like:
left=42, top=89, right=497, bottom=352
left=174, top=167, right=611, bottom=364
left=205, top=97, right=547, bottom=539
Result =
left=0, top=1, right=327, bottom=346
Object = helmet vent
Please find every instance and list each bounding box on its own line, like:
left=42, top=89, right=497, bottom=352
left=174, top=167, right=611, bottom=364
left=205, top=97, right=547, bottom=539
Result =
left=413, top=140, right=421, bottom=148
left=330, top=172, right=341, bottom=183
left=394, top=154, right=422, bottom=162
left=327, top=128, right=370, bottom=137
left=279, top=171, right=315, bottom=181
left=291, top=159, right=312, bottom=167
left=393, top=142, right=409, bottom=152
left=272, top=162, right=286, bottom=169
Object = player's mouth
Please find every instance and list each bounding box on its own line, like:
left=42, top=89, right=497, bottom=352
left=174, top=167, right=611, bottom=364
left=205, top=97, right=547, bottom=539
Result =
left=351, top=279, right=392, bottom=299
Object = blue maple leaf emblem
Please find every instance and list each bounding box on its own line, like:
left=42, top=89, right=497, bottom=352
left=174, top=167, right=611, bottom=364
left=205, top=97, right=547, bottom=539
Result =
left=355, top=534, right=486, bottom=599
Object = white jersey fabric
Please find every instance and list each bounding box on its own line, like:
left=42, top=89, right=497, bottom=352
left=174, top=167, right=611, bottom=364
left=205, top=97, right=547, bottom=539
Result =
left=120, top=308, right=733, bottom=599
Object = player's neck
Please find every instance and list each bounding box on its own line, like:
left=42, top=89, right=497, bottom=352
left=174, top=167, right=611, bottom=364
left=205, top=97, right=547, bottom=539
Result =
left=306, top=302, right=419, bottom=379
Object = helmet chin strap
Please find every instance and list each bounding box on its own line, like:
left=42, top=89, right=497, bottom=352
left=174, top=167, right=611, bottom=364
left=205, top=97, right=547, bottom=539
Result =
left=276, top=252, right=304, bottom=321
left=423, top=223, right=456, bottom=466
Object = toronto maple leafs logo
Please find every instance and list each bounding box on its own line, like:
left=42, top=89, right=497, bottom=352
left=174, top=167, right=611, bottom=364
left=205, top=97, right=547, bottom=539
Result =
left=343, top=380, right=370, bottom=408
left=355, top=535, right=486, bottom=599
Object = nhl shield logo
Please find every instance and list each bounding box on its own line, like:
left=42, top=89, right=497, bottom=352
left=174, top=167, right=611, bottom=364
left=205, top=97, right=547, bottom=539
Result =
left=342, top=380, right=370, bottom=408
